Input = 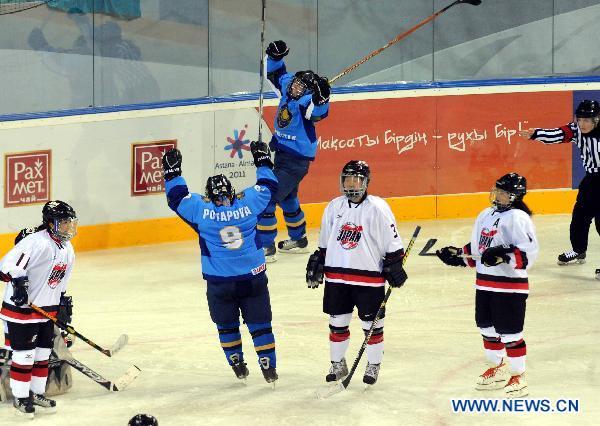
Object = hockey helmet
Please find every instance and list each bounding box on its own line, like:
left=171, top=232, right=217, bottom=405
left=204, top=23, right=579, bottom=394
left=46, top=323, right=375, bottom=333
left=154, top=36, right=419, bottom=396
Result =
left=490, top=172, right=527, bottom=211
left=42, top=200, right=78, bottom=242
left=340, top=160, right=370, bottom=201
left=205, top=174, right=236, bottom=206
left=128, top=414, right=158, bottom=426
left=575, top=99, right=600, bottom=119
left=287, top=71, right=315, bottom=100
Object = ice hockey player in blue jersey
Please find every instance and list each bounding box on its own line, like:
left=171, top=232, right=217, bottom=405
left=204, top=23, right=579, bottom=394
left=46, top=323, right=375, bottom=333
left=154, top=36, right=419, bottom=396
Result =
left=258, top=39, right=331, bottom=262
left=162, top=141, right=279, bottom=385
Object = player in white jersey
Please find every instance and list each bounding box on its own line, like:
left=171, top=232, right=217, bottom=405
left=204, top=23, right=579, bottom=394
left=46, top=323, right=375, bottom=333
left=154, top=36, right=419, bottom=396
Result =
left=436, top=173, right=538, bottom=398
left=0, top=200, right=77, bottom=418
left=306, top=160, right=408, bottom=386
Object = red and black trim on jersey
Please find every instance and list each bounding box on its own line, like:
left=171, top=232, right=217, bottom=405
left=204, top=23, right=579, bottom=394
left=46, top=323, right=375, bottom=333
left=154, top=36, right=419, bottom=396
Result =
left=324, top=266, right=384, bottom=285
left=1, top=302, right=58, bottom=321
left=0, top=271, right=12, bottom=282
left=463, top=243, right=476, bottom=267
left=513, top=247, right=528, bottom=269
left=475, top=273, right=528, bottom=292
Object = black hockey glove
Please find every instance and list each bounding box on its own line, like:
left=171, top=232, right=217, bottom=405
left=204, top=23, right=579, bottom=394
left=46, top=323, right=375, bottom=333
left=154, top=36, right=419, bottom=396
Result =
left=57, top=293, right=73, bottom=325
left=382, top=252, right=407, bottom=288
left=306, top=249, right=325, bottom=289
left=14, top=227, right=37, bottom=245
left=162, top=148, right=182, bottom=181
left=481, top=245, right=513, bottom=267
left=250, top=141, right=273, bottom=169
left=266, top=40, right=289, bottom=60
left=311, top=75, right=330, bottom=106
left=10, top=276, right=29, bottom=307
left=436, top=246, right=466, bottom=267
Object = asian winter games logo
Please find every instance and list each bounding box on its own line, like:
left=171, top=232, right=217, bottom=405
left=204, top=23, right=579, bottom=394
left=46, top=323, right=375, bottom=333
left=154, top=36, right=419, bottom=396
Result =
left=225, top=125, right=251, bottom=158
left=48, top=263, right=67, bottom=288
left=337, top=222, right=363, bottom=250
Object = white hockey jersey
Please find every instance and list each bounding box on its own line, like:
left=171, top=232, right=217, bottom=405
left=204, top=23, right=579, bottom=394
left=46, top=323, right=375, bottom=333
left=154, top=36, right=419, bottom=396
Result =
left=319, top=195, right=404, bottom=287
left=464, top=207, right=538, bottom=294
left=0, top=230, right=74, bottom=323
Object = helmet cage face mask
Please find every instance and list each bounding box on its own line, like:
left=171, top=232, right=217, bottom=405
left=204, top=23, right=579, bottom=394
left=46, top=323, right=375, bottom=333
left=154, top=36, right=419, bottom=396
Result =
left=340, top=174, right=369, bottom=201
left=489, top=187, right=516, bottom=211
left=206, top=175, right=235, bottom=206
left=51, top=218, right=78, bottom=242
left=287, top=77, right=307, bottom=100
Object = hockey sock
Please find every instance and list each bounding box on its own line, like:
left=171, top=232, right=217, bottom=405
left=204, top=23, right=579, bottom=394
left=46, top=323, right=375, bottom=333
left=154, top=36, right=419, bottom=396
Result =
left=10, top=349, right=34, bottom=398
left=217, top=322, right=244, bottom=365
left=362, top=319, right=384, bottom=364
left=482, top=335, right=505, bottom=365
left=505, top=339, right=526, bottom=374
left=280, top=198, right=306, bottom=240
left=30, top=348, right=51, bottom=395
left=330, top=314, right=352, bottom=362
left=257, top=202, right=277, bottom=247
left=247, top=322, right=276, bottom=368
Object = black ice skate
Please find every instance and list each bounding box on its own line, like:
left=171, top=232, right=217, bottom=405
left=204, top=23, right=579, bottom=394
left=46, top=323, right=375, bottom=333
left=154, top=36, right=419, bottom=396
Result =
left=13, top=396, right=35, bottom=419
left=229, top=354, right=249, bottom=381
left=325, top=358, right=349, bottom=382
left=31, top=391, right=57, bottom=413
left=264, top=245, right=276, bottom=263
left=259, top=357, right=278, bottom=385
left=557, top=250, right=586, bottom=265
left=277, top=236, right=308, bottom=254
left=363, top=362, right=381, bottom=386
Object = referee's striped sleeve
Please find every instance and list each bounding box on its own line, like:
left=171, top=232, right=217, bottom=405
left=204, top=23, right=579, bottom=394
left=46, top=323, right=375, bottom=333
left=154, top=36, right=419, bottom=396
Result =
left=531, top=123, right=576, bottom=144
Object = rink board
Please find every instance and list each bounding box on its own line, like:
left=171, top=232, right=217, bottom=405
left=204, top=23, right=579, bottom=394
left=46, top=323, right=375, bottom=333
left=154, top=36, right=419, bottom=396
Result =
left=0, top=80, right=598, bottom=252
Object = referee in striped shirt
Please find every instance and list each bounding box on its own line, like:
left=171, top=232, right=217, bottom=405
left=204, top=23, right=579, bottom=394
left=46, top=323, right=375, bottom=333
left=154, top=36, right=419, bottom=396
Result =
left=519, top=99, right=600, bottom=277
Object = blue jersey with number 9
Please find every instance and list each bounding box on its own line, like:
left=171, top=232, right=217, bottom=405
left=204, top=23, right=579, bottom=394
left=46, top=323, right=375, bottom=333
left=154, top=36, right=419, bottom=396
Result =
left=165, top=166, right=278, bottom=282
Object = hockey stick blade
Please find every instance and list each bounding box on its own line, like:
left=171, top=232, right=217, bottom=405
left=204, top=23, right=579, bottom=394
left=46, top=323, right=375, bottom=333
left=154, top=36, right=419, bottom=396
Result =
left=459, top=0, right=482, bottom=5
left=108, top=334, right=129, bottom=356
left=112, top=365, right=141, bottom=391
left=315, top=381, right=345, bottom=399
left=418, top=238, right=438, bottom=256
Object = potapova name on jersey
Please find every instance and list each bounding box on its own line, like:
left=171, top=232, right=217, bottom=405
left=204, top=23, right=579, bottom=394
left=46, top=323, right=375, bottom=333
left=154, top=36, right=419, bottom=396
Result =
left=203, top=206, right=253, bottom=221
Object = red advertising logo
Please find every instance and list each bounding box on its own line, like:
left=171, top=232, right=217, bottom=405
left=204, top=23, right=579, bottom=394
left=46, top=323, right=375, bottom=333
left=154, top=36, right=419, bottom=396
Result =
left=4, top=150, right=51, bottom=208
left=131, top=140, right=177, bottom=196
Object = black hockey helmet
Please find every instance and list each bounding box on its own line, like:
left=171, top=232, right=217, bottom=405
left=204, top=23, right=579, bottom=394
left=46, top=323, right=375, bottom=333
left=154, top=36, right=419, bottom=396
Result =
left=287, top=70, right=315, bottom=100
left=491, top=172, right=527, bottom=211
left=205, top=174, right=236, bottom=206
left=575, top=99, right=600, bottom=119
left=340, top=160, right=371, bottom=201
left=128, top=414, right=158, bottom=426
left=42, top=200, right=78, bottom=242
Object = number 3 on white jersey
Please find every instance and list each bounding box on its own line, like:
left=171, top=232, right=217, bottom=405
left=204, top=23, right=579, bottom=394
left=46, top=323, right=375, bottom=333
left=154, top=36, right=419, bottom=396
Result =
left=220, top=226, right=243, bottom=249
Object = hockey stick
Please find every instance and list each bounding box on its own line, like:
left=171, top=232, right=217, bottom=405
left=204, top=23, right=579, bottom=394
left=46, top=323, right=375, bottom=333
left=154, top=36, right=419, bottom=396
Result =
left=257, top=0, right=266, bottom=143
left=65, top=358, right=141, bottom=392
left=29, top=303, right=128, bottom=358
left=329, top=0, right=482, bottom=84
left=316, top=225, right=421, bottom=399
left=418, top=239, right=481, bottom=259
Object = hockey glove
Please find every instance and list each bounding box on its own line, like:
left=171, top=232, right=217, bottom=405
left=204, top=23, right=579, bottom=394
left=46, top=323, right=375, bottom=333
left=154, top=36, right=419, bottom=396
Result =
left=382, top=252, right=407, bottom=288
left=14, top=227, right=37, bottom=245
left=57, top=293, right=73, bottom=325
left=10, top=276, right=29, bottom=307
left=481, top=245, right=513, bottom=267
left=162, top=148, right=182, bottom=181
left=250, top=141, right=273, bottom=169
left=306, top=249, right=325, bottom=289
left=266, top=40, right=289, bottom=60
left=436, top=246, right=466, bottom=267
left=311, top=75, right=330, bottom=106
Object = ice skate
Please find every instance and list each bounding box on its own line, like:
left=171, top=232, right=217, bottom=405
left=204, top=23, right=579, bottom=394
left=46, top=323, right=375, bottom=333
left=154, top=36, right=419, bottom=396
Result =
left=557, top=250, right=586, bottom=265
left=259, top=357, right=278, bottom=388
left=229, top=354, right=249, bottom=381
left=595, top=268, right=600, bottom=281
left=13, top=396, right=35, bottom=419
left=476, top=362, right=509, bottom=390
left=31, top=392, right=57, bottom=414
left=325, top=358, right=348, bottom=382
left=504, top=374, right=528, bottom=398
left=277, top=236, right=309, bottom=254
left=363, top=362, right=381, bottom=386
left=264, top=245, right=276, bottom=263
